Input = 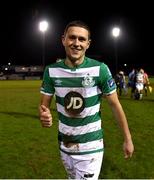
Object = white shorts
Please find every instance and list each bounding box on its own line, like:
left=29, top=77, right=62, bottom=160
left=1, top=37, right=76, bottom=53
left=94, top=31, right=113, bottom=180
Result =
left=60, top=151, right=104, bottom=179
left=136, top=83, right=144, bottom=91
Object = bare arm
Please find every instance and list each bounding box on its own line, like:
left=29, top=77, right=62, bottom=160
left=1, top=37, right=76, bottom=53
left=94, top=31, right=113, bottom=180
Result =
left=105, top=92, right=134, bottom=158
left=39, top=94, right=53, bottom=128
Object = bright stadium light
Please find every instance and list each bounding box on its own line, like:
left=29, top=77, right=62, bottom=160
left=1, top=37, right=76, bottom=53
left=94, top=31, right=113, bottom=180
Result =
left=112, top=27, right=120, bottom=38
left=112, top=26, right=121, bottom=74
left=39, top=21, right=49, bottom=32
left=39, top=20, right=49, bottom=69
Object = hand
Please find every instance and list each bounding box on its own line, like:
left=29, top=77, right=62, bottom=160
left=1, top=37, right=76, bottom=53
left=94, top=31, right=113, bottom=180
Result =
left=123, top=139, right=134, bottom=159
left=39, top=105, right=52, bottom=127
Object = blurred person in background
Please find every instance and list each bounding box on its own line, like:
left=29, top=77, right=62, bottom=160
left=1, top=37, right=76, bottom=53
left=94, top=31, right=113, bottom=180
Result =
left=139, top=68, right=150, bottom=96
left=134, top=69, right=144, bottom=99
left=128, top=68, right=137, bottom=98
left=115, top=71, right=127, bottom=96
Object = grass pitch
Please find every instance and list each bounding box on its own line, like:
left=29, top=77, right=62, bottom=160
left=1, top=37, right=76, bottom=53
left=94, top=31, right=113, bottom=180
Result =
left=0, top=80, right=154, bottom=179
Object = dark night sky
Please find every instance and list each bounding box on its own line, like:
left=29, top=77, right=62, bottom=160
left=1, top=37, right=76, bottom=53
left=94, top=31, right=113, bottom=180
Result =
left=1, top=1, right=153, bottom=74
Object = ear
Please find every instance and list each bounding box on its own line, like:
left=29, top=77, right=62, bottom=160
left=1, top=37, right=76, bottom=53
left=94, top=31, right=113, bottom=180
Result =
left=86, top=39, right=91, bottom=49
left=61, top=35, right=65, bottom=46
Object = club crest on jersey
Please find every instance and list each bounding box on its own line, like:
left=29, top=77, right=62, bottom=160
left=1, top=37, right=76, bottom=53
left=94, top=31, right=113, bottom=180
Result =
left=82, top=73, right=95, bottom=87
left=64, top=91, right=85, bottom=116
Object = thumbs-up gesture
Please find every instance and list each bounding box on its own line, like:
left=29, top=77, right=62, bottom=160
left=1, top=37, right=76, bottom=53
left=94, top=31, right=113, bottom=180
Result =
left=39, top=105, right=52, bottom=127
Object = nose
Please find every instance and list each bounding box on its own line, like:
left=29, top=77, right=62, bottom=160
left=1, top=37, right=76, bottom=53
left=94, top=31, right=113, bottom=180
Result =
left=73, top=38, right=80, bottom=46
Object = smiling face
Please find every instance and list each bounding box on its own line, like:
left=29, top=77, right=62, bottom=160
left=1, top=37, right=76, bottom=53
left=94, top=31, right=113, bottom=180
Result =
left=62, top=26, right=91, bottom=67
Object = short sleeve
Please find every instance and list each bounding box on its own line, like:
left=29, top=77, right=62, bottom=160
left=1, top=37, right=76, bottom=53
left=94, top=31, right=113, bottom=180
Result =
left=40, top=66, right=55, bottom=95
left=99, top=63, right=116, bottom=95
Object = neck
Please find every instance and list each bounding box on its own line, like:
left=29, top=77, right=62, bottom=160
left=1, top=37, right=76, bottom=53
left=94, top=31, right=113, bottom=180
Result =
left=65, top=57, right=85, bottom=68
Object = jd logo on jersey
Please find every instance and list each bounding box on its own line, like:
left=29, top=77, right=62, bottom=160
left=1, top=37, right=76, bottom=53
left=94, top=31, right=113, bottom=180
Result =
left=64, top=91, right=85, bottom=115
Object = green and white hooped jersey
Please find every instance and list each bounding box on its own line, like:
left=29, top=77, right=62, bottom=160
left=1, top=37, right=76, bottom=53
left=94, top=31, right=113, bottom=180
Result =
left=40, top=57, right=116, bottom=155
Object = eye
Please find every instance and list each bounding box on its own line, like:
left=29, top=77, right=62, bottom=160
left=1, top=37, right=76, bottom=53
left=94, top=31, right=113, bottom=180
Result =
left=68, top=35, right=87, bottom=42
left=69, top=35, right=76, bottom=40
left=78, top=37, right=86, bottom=42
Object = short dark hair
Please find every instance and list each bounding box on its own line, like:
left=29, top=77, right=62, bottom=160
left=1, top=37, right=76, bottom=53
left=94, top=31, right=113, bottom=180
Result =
left=64, top=20, right=91, bottom=39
